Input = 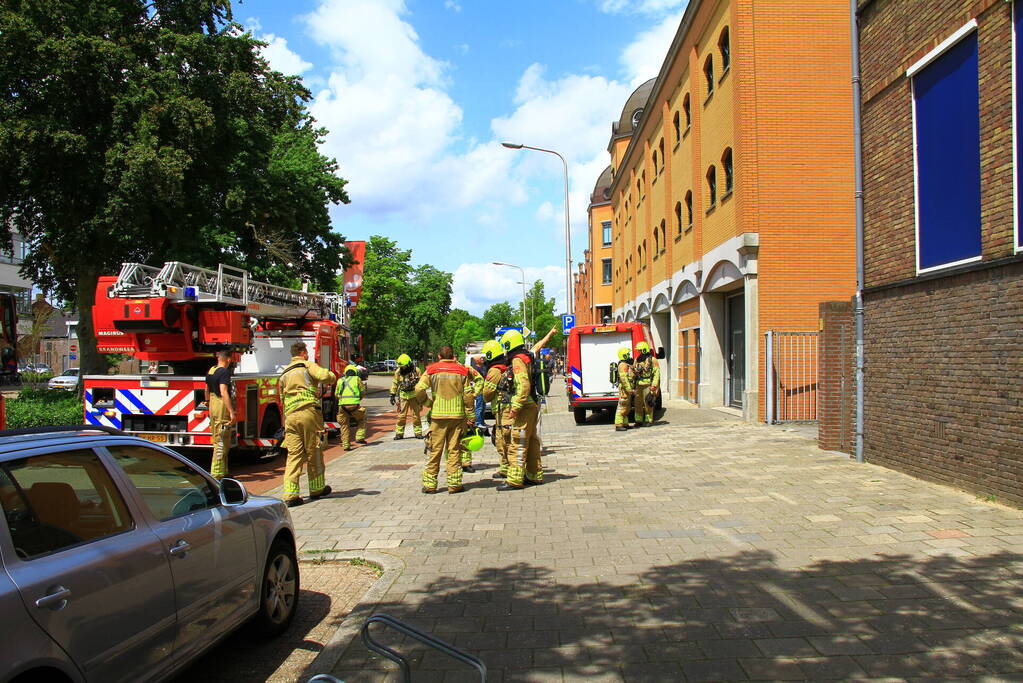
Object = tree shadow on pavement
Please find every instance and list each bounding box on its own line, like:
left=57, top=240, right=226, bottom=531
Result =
left=326, top=549, right=1023, bottom=682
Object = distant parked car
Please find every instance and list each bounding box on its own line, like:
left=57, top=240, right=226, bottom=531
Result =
left=29, top=363, right=51, bottom=374
left=0, top=427, right=299, bottom=683
left=47, top=368, right=80, bottom=391
left=383, top=359, right=398, bottom=371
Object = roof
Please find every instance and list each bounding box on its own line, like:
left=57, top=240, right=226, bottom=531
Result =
left=38, top=309, right=74, bottom=338
left=590, top=165, right=614, bottom=205
left=611, top=78, right=657, bottom=140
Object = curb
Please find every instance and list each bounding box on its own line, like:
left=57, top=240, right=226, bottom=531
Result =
left=300, top=550, right=405, bottom=681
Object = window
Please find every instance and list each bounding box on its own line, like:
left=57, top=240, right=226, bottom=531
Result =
left=658, top=138, right=665, bottom=172
left=652, top=149, right=658, bottom=174
left=601, top=221, right=612, bottom=247
left=707, top=166, right=717, bottom=207
left=683, top=94, right=691, bottom=127
left=675, top=202, right=683, bottom=237
left=910, top=22, right=981, bottom=271
left=685, top=190, right=694, bottom=229
left=673, top=111, right=681, bottom=142
left=109, top=445, right=219, bottom=521
left=659, top=221, right=667, bottom=253
left=636, top=179, right=641, bottom=199
left=654, top=226, right=660, bottom=254
left=719, top=27, right=731, bottom=72
left=0, top=450, right=133, bottom=560
left=602, top=258, right=612, bottom=285
left=704, top=56, right=714, bottom=97
left=722, top=147, right=733, bottom=194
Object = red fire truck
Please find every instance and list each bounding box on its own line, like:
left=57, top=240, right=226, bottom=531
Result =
left=85, top=261, right=351, bottom=458
left=566, top=321, right=663, bottom=424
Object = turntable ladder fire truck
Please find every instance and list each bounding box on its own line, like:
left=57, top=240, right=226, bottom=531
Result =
left=85, top=261, right=351, bottom=456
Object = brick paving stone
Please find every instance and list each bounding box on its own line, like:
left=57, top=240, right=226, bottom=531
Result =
left=280, top=378, right=1023, bottom=681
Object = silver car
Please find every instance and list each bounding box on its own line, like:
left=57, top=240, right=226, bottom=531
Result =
left=0, top=427, right=299, bottom=683
left=46, top=369, right=80, bottom=392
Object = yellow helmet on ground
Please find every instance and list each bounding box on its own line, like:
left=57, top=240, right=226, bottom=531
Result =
left=499, top=329, right=525, bottom=353
left=461, top=426, right=485, bottom=452
left=617, top=347, right=633, bottom=361
left=482, top=339, right=504, bottom=362
left=636, top=341, right=651, bottom=354
left=396, top=353, right=412, bottom=366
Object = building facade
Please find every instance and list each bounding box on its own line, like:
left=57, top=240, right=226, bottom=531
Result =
left=575, top=166, right=616, bottom=326
left=597, top=0, right=856, bottom=420
left=859, top=0, right=1023, bottom=504
left=0, top=231, right=37, bottom=337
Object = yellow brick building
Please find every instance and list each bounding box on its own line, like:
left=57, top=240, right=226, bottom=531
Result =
left=584, top=0, right=856, bottom=420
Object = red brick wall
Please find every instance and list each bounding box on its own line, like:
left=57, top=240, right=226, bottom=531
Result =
left=817, top=300, right=854, bottom=453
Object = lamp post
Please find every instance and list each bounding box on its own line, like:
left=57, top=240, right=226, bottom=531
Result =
left=492, top=261, right=527, bottom=332
left=517, top=280, right=534, bottom=332
left=501, top=142, right=573, bottom=315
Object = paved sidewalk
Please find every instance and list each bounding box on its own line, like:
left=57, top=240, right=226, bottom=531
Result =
left=291, top=380, right=1023, bottom=681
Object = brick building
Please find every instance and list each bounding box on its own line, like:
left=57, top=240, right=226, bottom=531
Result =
left=595, top=0, right=856, bottom=420
left=574, top=166, right=615, bottom=326
left=859, top=0, right=1023, bottom=503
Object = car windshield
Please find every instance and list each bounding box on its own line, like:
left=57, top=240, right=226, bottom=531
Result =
left=61, top=369, right=78, bottom=377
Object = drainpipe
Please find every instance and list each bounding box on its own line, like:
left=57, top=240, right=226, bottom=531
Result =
left=851, top=0, right=865, bottom=464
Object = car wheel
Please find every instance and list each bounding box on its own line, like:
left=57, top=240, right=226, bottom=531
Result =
left=573, top=407, right=586, bottom=425
left=251, top=538, right=300, bottom=637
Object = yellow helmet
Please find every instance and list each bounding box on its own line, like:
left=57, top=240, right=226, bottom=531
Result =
left=499, top=329, right=525, bottom=352
left=461, top=426, right=485, bottom=452
left=344, top=364, right=359, bottom=376
left=636, top=341, right=651, bottom=354
left=482, top=339, right=504, bottom=362
left=396, top=353, right=412, bottom=366
left=617, top=347, right=632, bottom=361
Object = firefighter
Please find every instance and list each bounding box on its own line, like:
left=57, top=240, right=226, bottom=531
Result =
left=414, top=345, right=475, bottom=494
left=614, top=346, right=635, bottom=432
left=633, top=341, right=660, bottom=426
left=390, top=353, right=424, bottom=440
left=497, top=329, right=542, bottom=490
left=337, top=364, right=367, bottom=450
left=278, top=341, right=337, bottom=507
left=205, top=349, right=235, bottom=480
left=480, top=339, right=512, bottom=479
left=456, top=362, right=484, bottom=473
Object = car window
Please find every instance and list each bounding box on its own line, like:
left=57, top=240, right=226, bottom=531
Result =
left=0, top=449, right=133, bottom=561
left=107, top=445, right=219, bottom=521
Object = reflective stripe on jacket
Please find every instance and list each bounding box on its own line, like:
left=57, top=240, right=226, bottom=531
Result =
left=415, top=360, right=473, bottom=419
left=337, top=375, right=365, bottom=405
left=279, top=357, right=336, bottom=415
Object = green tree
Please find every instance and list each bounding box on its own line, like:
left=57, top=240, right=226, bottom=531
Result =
left=452, top=318, right=487, bottom=355
left=0, top=0, right=351, bottom=375
left=397, top=264, right=453, bottom=360
left=349, top=236, right=412, bottom=354
left=440, top=308, right=473, bottom=348
left=481, top=302, right=519, bottom=336
left=524, top=281, right=564, bottom=350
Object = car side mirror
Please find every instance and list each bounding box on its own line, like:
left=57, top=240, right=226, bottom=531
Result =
left=220, top=478, right=248, bottom=505
left=656, top=347, right=666, bottom=359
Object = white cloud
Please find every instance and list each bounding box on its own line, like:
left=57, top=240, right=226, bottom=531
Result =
left=444, top=0, right=462, bottom=11
left=260, top=34, right=313, bottom=76
left=452, top=263, right=568, bottom=316
left=620, top=12, right=682, bottom=86
left=599, top=0, right=687, bottom=15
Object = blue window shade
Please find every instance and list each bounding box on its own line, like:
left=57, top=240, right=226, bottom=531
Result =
left=914, top=32, right=982, bottom=270
left=1016, top=1, right=1023, bottom=249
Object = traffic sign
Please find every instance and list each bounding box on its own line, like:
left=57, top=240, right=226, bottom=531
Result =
left=561, top=314, right=575, bottom=336
left=69, top=354, right=77, bottom=360
left=70, top=344, right=77, bottom=352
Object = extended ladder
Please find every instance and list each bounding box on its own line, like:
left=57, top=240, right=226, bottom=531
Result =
left=110, top=261, right=347, bottom=324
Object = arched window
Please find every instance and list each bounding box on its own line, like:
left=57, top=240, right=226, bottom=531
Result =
left=673, top=111, right=681, bottom=142
left=674, top=201, right=683, bottom=236
left=704, top=56, right=714, bottom=96
left=707, top=166, right=717, bottom=207
left=659, top=221, right=667, bottom=252
left=654, top=226, right=660, bottom=254
left=658, top=138, right=665, bottom=172
left=685, top=190, right=693, bottom=229
left=722, top=147, right=733, bottom=193
left=683, top=93, right=691, bottom=127
left=719, top=27, right=730, bottom=72
left=652, top=149, right=658, bottom=173
left=642, top=240, right=647, bottom=267
left=636, top=179, right=641, bottom=199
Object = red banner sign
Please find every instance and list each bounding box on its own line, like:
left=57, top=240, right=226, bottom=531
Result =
left=342, top=240, right=366, bottom=310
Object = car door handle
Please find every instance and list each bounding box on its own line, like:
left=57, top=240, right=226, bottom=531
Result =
left=168, top=540, right=191, bottom=558
left=35, top=586, right=72, bottom=610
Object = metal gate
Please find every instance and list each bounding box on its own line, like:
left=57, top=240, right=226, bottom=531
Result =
left=765, top=331, right=819, bottom=423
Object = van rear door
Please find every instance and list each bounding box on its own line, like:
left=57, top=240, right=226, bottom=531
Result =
left=579, top=330, right=631, bottom=397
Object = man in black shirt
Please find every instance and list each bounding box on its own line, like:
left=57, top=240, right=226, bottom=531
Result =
left=205, top=350, right=236, bottom=479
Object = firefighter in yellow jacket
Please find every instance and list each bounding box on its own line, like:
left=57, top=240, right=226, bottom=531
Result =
left=415, top=345, right=475, bottom=494
left=614, top=347, right=635, bottom=432
left=480, top=339, right=513, bottom=479
left=204, top=349, right=235, bottom=479
left=278, top=341, right=336, bottom=507
left=497, top=329, right=542, bottom=490
left=337, top=365, right=367, bottom=450
left=456, top=363, right=484, bottom=472
left=390, top=354, right=424, bottom=440
left=633, top=341, right=660, bottom=426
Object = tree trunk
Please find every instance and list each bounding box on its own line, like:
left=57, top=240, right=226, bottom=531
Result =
left=75, top=267, right=106, bottom=377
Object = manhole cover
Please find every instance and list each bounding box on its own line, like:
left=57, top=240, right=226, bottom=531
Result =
left=369, top=464, right=414, bottom=471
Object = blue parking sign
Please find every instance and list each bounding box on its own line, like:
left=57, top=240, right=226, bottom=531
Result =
left=561, top=314, right=575, bottom=336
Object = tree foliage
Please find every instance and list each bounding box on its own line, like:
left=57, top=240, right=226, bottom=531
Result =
left=0, top=0, right=351, bottom=373
left=481, top=302, right=519, bottom=336
left=523, top=281, right=564, bottom=350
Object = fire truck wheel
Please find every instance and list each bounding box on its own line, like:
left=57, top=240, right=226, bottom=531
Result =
left=573, top=407, right=587, bottom=425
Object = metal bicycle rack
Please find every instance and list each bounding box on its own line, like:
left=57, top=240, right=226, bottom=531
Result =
left=360, top=612, right=487, bottom=682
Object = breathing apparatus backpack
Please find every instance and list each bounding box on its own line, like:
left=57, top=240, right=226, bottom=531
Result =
left=609, top=361, right=619, bottom=386
left=505, top=350, right=550, bottom=401
left=397, top=363, right=418, bottom=393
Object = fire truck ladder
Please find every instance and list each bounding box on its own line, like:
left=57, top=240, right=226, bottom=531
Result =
left=110, top=261, right=347, bottom=324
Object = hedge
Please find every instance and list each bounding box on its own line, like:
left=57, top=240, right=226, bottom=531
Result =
left=6, top=389, right=83, bottom=429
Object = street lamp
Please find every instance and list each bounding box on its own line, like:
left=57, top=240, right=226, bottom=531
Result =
left=501, top=142, right=573, bottom=315
left=492, top=262, right=527, bottom=332
left=517, top=280, right=534, bottom=332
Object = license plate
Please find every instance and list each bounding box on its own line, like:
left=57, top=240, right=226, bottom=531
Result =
left=137, top=433, right=168, bottom=443
left=594, top=325, right=617, bottom=333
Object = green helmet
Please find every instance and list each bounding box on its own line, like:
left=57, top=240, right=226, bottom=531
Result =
left=396, top=353, right=412, bottom=366
left=636, top=341, right=651, bottom=354
left=499, top=329, right=525, bottom=352
left=344, top=364, right=359, bottom=376
left=482, top=339, right=504, bottom=362
left=617, top=347, right=633, bottom=361
left=461, top=426, right=485, bottom=452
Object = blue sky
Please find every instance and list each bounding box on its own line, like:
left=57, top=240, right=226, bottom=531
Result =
left=236, top=0, right=686, bottom=314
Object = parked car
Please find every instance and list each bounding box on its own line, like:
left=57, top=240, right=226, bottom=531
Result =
left=29, top=363, right=51, bottom=374
left=383, top=359, right=398, bottom=371
left=47, top=368, right=80, bottom=391
left=0, top=426, right=299, bottom=683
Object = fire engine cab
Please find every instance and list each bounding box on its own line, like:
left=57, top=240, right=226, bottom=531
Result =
left=85, top=261, right=351, bottom=457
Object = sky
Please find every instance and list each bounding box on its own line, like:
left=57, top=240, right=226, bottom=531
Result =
left=236, top=0, right=687, bottom=315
